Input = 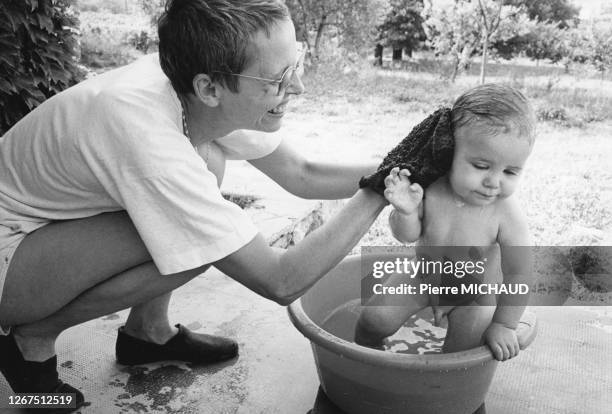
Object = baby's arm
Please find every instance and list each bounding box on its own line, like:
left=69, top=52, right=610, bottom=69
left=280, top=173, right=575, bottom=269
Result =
left=484, top=199, right=533, bottom=361
left=385, top=168, right=423, bottom=243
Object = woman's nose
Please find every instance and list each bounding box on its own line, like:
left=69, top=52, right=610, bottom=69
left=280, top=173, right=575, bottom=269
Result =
left=287, top=71, right=305, bottom=95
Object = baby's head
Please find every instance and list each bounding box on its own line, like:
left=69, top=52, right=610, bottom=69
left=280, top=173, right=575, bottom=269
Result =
left=448, top=84, right=535, bottom=206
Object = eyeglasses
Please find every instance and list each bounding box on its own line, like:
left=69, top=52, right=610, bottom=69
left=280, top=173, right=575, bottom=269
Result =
left=214, top=49, right=305, bottom=96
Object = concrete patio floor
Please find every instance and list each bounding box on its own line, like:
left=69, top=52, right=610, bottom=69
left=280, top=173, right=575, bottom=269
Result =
left=1, top=162, right=611, bottom=413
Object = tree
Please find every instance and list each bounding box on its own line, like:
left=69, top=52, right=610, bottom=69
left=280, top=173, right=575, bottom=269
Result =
left=423, top=0, right=530, bottom=82
left=558, top=26, right=589, bottom=72
left=476, top=0, right=503, bottom=83
left=0, top=0, right=83, bottom=135
left=286, top=0, right=387, bottom=60
left=493, top=0, right=581, bottom=60
left=377, top=0, right=426, bottom=61
left=503, top=0, right=580, bottom=29
left=522, top=21, right=566, bottom=65
left=139, top=0, right=165, bottom=27
left=585, top=23, right=612, bottom=80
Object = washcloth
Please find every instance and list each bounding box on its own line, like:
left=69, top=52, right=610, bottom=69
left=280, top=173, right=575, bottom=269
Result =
left=360, top=107, right=455, bottom=195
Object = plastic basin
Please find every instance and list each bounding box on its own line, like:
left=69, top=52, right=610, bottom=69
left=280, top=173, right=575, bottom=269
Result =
left=288, top=255, right=537, bottom=414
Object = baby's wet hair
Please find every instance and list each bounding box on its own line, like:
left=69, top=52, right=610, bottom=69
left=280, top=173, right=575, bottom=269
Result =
left=451, top=84, right=536, bottom=144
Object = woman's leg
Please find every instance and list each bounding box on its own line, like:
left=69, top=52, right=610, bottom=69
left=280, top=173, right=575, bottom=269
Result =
left=0, top=211, right=205, bottom=361
left=124, top=292, right=178, bottom=344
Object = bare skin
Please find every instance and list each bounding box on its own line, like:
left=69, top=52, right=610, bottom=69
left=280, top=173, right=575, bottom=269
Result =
left=0, top=18, right=383, bottom=366
left=356, top=124, right=533, bottom=361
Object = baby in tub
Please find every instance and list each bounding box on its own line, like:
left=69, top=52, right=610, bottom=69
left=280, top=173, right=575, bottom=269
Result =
left=355, top=84, right=535, bottom=361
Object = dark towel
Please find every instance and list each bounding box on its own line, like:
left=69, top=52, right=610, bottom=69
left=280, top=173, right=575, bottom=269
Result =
left=359, top=107, right=455, bottom=195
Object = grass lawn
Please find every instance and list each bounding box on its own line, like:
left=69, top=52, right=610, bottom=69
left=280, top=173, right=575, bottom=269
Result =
left=282, top=65, right=612, bottom=249
left=74, top=6, right=612, bottom=248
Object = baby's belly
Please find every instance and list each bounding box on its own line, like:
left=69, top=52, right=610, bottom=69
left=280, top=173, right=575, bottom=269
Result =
left=415, top=244, right=502, bottom=284
left=413, top=244, right=502, bottom=306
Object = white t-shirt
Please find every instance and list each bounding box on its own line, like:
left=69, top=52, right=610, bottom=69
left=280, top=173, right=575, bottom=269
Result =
left=0, top=54, right=281, bottom=275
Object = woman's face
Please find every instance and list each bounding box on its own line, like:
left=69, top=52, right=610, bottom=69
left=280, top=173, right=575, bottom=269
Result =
left=217, top=18, right=305, bottom=133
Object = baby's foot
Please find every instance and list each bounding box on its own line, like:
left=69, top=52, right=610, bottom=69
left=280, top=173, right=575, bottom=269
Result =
left=384, top=167, right=423, bottom=215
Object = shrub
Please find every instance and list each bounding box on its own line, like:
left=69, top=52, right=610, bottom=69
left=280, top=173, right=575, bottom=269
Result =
left=0, top=0, right=83, bottom=135
left=78, top=11, right=153, bottom=69
left=76, top=0, right=126, bottom=14
left=222, top=193, right=259, bottom=209
left=536, top=107, right=568, bottom=122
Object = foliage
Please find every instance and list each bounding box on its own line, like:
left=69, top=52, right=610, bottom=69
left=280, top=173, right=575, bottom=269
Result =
left=502, top=0, right=580, bottom=29
left=422, top=0, right=531, bottom=82
left=522, top=21, right=566, bottom=64
left=536, top=107, right=567, bottom=122
left=0, top=0, right=84, bottom=135
left=222, top=192, right=259, bottom=209
left=76, top=0, right=130, bottom=14
left=79, top=11, right=152, bottom=69
left=493, top=0, right=581, bottom=60
left=138, top=0, right=165, bottom=27
left=377, top=0, right=426, bottom=57
left=559, top=26, right=589, bottom=67
left=286, top=0, right=388, bottom=60
left=584, top=23, right=612, bottom=79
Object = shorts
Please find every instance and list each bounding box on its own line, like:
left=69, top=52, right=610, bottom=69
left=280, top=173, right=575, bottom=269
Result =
left=0, top=227, right=26, bottom=336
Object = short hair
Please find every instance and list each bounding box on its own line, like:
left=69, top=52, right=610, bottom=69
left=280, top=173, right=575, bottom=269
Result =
left=158, top=0, right=290, bottom=94
left=451, top=84, right=536, bottom=143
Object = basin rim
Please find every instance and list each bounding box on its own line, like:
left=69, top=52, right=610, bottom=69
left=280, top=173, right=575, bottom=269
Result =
left=288, top=300, right=537, bottom=371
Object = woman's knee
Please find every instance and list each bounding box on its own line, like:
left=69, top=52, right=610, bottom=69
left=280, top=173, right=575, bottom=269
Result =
left=0, top=211, right=153, bottom=324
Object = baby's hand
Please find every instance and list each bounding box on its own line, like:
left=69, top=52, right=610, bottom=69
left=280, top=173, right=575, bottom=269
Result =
left=384, top=167, right=423, bottom=215
left=483, top=322, right=520, bottom=361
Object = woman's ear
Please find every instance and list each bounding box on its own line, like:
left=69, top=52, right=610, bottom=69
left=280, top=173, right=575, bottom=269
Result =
left=192, top=74, right=221, bottom=107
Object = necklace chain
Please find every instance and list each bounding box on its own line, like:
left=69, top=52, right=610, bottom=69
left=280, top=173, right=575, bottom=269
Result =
left=180, top=98, right=210, bottom=162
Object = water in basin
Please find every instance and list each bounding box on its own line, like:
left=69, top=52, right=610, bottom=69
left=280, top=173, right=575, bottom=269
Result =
left=321, top=299, right=447, bottom=355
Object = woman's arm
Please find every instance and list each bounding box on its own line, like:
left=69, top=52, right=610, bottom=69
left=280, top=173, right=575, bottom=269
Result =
left=213, top=189, right=386, bottom=305
left=249, top=141, right=378, bottom=199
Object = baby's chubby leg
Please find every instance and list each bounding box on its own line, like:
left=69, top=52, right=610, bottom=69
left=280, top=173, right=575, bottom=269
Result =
left=354, top=272, right=429, bottom=348
left=442, top=294, right=496, bottom=353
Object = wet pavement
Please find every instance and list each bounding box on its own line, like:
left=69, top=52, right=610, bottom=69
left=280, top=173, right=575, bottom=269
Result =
left=1, top=162, right=611, bottom=413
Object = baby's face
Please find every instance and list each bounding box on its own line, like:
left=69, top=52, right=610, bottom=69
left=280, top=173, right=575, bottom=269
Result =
left=448, top=125, right=532, bottom=206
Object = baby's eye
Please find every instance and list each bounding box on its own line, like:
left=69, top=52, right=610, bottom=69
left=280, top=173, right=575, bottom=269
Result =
left=472, top=164, right=488, bottom=170
left=504, top=169, right=519, bottom=176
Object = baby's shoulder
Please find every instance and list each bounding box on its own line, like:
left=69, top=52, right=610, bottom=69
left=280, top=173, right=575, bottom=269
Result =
left=494, top=196, right=525, bottom=220
left=423, top=177, right=447, bottom=200
left=494, top=196, right=531, bottom=245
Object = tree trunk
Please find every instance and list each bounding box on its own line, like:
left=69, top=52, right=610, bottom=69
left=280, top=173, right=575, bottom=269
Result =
left=392, top=48, right=403, bottom=61
left=480, top=32, right=488, bottom=84
left=374, top=43, right=383, bottom=66
left=313, top=15, right=327, bottom=61
left=451, top=55, right=460, bottom=83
